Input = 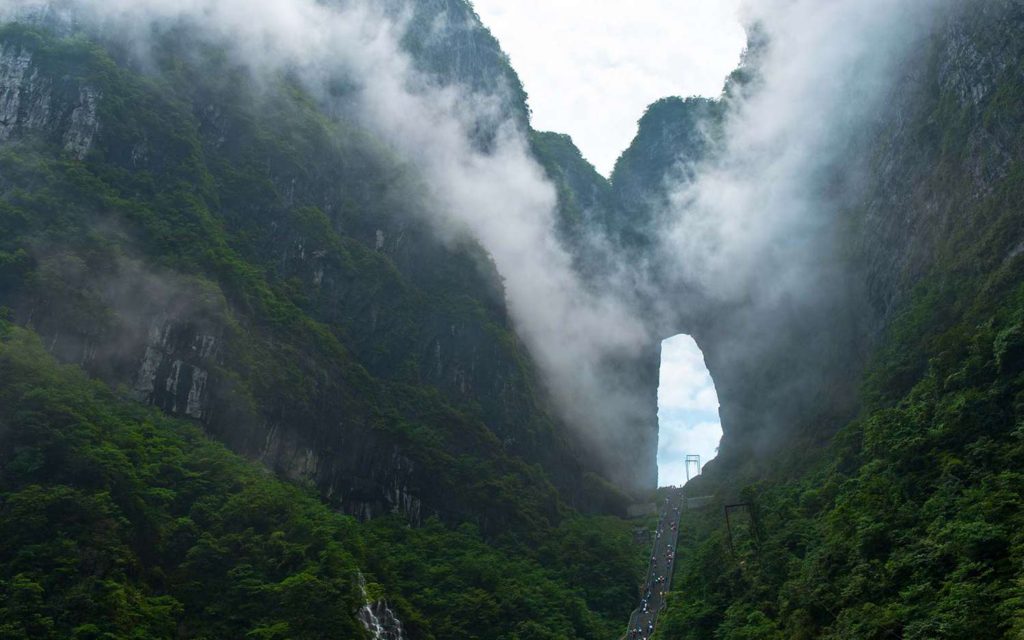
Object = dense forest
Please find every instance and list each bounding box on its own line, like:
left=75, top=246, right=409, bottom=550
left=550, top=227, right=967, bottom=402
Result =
left=0, top=321, right=645, bottom=638
left=652, top=3, right=1024, bottom=637
left=0, top=7, right=644, bottom=638
left=658, top=255, right=1024, bottom=638
left=2, top=0, right=1024, bottom=638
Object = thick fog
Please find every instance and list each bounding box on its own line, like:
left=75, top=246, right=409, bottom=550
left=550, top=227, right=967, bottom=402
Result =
left=660, top=0, right=950, bottom=306
left=1, top=0, right=652, bottom=466
left=639, top=0, right=955, bottom=462
left=1, top=0, right=955, bottom=486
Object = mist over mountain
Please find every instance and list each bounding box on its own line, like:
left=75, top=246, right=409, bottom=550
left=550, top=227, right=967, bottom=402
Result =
left=1, top=0, right=1023, bottom=638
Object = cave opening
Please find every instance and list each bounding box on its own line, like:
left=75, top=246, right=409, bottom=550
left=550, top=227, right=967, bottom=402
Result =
left=657, top=334, right=722, bottom=487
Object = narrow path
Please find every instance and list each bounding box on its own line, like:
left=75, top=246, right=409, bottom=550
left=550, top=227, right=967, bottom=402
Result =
left=625, top=488, right=685, bottom=640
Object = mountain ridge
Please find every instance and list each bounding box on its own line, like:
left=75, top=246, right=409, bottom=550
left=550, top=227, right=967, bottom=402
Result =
left=2, top=0, right=1024, bottom=638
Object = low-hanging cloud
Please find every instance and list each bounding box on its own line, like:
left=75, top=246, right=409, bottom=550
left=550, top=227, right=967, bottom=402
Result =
left=648, top=0, right=954, bottom=458
left=2, top=0, right=653, bottom=480
left=662, top=0, right=951, bottom=303
left=1, top=0, right=959, bottom=488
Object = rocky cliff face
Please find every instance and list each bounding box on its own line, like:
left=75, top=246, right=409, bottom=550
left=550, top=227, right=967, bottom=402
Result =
left=392, top=0, right=529, bottom=129
left=600, top=0, right=1024, bottom=491
left=527, top=130, right=663, bottom=493
left=856, top=0, right=1024, bottom=330
left=648, top=4, right=1024, bottom=635
left=0, top=2, right=632, bottom=538
left=0, top=43, right=99, bottom=158
left=3, top=0, right=1017, bottom=577
left=610, top=97, right=718, bottom=251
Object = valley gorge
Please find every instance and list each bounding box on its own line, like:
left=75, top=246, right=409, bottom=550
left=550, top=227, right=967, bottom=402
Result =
left=1, top=1, right=1024, bottom=638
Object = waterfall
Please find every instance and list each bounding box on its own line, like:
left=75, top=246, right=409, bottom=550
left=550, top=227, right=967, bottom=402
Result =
left=357, top=573, right=406, bottom=640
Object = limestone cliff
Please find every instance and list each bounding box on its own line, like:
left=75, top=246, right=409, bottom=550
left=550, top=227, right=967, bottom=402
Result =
left=604, top=2, right=1024, bottom=483
left=0, top=2, right=631, bottom=538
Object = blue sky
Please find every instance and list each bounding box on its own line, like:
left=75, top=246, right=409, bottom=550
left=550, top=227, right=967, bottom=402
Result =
left=656, top=335, right=721, bottom=486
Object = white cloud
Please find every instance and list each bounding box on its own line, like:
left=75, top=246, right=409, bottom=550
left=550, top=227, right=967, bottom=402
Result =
left=650, top=0, right=949, bottom=481
left=660, top=0, right=951, bottom=304
left=658, top=333, right=719, bottom=413
left=471, top=0, right=746, bottom=175
left=657, top=419, right=721, bottom=487
left=657, top=334, right=721, bottom=486
left=4, top=0, right=947, bottom=494
left=3, top=0, right=654, bottom=484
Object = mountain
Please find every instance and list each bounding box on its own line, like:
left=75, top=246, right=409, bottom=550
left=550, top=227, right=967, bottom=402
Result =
left=610, top=2, right=1024, bottom=637
left=0, top=1, right=641, bottom=524
left=0, top=1, right=646, bottom=637
left=3, top=0, right=1024, bottom=638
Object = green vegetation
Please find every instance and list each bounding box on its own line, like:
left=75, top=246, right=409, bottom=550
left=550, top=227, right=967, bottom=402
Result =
left=658, top=266, right=1024, bottom=639
left=655, top=19, right=1024, bottom=639
left=0, top=323, right=643, bottom=638
left=365, top=514, right=642, bottom=639
left=0, top=322, right=366, bottom=639
left=16, top=3, right=1024, bottom=639
left=0, top=17, right=646, bottom=640
left=0, top=19, right=621, bottom=537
